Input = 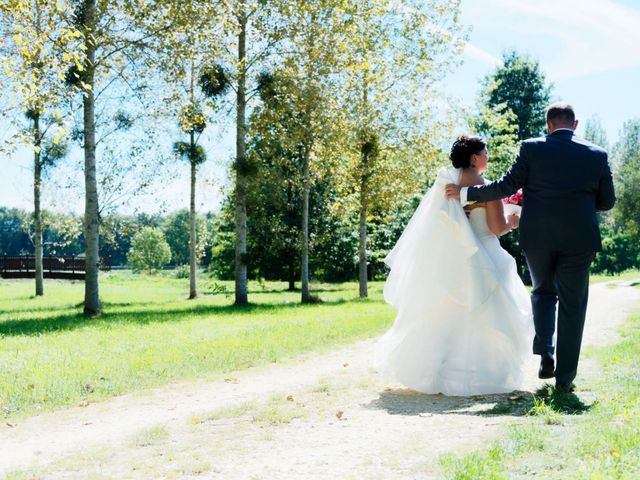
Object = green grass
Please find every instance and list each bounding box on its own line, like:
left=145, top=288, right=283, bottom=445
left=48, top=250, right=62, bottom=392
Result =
left=438, top=308, right=640, bottom=479
left=589, top=269, right=640, bottom=284
left=191, top=393, right=308, bottom=426
left=0, top=272, right=393, bottom=419
left=130, top=425, right=170, bottom=447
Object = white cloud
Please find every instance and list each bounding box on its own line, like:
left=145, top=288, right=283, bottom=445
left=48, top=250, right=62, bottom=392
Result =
left=463, top=42, right=502, bottom=67
left=483, top=0, right=640, bottom=79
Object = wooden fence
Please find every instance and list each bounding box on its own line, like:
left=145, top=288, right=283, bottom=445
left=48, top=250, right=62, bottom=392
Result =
left=0, top=256, right=112, bottom=280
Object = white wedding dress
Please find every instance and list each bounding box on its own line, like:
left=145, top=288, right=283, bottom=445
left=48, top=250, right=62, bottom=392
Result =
left=374, top=167, right=534, bottom=396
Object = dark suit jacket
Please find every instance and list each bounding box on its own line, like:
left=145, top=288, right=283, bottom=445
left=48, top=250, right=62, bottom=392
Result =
left=466, top=129, right=615, bottom=252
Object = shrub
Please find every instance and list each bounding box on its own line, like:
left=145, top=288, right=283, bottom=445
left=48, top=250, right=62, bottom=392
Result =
left=127, top=227, right=172, bottom=272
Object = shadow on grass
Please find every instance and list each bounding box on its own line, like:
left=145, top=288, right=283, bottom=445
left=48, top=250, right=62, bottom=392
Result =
left=0, top=297, right=375, bottom=337
left=365, top=384, right=592, bottom=418
left=202, top=286, right=361, bottom=296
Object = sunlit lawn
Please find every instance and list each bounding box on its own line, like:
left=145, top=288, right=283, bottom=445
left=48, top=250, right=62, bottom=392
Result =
left=589, top=269, right=640, bottom=284
left=0, top=272, right=393, bottom=419
left=1, top=269, right=638, bottom=421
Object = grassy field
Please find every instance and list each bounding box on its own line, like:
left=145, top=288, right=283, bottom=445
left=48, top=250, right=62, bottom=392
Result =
left=439, top=291, right=640, bottom=479
left=589, top=269, right=640, bottom=284
left=1, top=270, right=638, bottom=424
left=0, top=272, right=393, bottom=420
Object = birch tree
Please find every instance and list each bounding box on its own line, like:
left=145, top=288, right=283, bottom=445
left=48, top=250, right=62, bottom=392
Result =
left=220, top=0, right=289, bottom=305
left=66, top=0, right=166, bottom=315
left=0, top=0, right=81, bottom=296
left=252, top=0, right=349, bottom=303
left=342, top=0, right=465, bottom=297
left=152, top=1, right=228, bottom=299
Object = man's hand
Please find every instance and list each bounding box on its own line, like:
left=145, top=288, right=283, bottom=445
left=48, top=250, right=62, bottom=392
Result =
left=445, top=183, right=461, bottom=200
left=507, top=213, right=520, bottom=230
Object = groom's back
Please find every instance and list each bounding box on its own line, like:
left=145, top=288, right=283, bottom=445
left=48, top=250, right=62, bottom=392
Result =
left=519, top=130, right=612, bottom=252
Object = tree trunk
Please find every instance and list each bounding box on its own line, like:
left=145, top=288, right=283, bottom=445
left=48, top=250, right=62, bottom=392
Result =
left=301, top=149, right=312, bottom=303
left=288, top=260, right=295, bottom=291
left=82, top=0, right=101, bottom=316
left=33, top=112, right=43, bottom=296
left=188, top=132, right=197, bottom=299
left=234, top=5, right=248, bottom=306
left=358, top=70, right=370, bottom=299
left=358, top=148, right=368, bottom=298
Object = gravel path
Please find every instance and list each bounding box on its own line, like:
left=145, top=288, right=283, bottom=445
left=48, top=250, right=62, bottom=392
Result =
left=1, top=282, right=638, bottom=479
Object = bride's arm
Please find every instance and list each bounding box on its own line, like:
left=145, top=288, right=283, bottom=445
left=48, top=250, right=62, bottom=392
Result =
left=486, top=200, right=518, bottom=236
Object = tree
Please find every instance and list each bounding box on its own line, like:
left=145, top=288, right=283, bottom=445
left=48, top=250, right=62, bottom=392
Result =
left=162, top=209, right=211, bottom=267
left=127, top=227, right=171, bottom=272
left=251, top=1, right=349, bottom=303
left=65, top=0, right=167, bottom=315
left=341, top=0, right=465, bottom=297
left=584, top=115, right=609, bottom=150
left=0, top=0, right=81, bottom=295
left=475, top=50, right=554, bottom=284
left=150, top=1, right=228, bottom=299
left=482, top=50, right=553, bottom=141
left=612, top=119, right=640, bottom=236
left=469, top=104, right=519, bottom=180
left=219, top=0, right=290, bottom=305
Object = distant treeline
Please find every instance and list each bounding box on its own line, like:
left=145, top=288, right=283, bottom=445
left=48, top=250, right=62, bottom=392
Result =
left=0, top=199, right=417, bottom=283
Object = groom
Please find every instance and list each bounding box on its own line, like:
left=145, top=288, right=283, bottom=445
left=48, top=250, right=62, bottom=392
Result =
left=445, top=103, right=616, bottom=393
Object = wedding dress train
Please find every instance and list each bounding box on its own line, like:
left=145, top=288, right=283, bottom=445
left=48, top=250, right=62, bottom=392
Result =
left=375, top=167, right=534, bottom=396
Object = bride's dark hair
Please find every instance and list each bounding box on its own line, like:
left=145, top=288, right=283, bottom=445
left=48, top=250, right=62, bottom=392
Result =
left=449, top=135, right=486, bottom=168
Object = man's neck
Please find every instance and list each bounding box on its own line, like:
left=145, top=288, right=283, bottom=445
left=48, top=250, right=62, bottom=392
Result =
left=549, top=127, right=574, bottom=134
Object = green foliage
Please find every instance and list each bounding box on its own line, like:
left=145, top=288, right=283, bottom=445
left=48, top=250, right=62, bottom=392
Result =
left=593, top=225, right=640, bottom=275
left=162, top=209, right=212, bottom=266
left=209, top=172, right=358, bottom=283
left=481, top=50, right=553, bottom=141
left=178, top=103, right=207, bottom=135
left=173, top=141, right=207, bottom=165
left=612, top=119, right=640, bottom=236
left=469, top=103, right=519, bottom=180
left=199, top=64, right=230, bottom=98
left=472, top=59, right=542, bottom=283
left=127, top=227, right=172, bottom=272
left=0, top=208, right=32, bottom=255
left=173, top=264, right=190, bottom=279
left=584, top=115, right=609, bottom=150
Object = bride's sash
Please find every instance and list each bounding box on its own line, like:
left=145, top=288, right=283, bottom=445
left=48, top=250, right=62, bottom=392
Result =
left=383, top=167, right=500, bottom=311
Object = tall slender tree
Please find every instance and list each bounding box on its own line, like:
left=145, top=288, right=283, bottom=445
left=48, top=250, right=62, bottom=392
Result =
left=219, top=0, right=289, bottom=305
left=342, top=0, right=466, bottom=297
left=66, top=0, right=166, bottom=315
left=252, top=1, right=349, bottom=302
left=0, top=0, right=81, bottom=296
left=152, top=1, right=228, bottom=299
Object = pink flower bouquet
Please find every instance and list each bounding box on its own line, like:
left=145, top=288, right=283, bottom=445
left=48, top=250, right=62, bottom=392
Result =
left=502, top=189, right=523, bottom=216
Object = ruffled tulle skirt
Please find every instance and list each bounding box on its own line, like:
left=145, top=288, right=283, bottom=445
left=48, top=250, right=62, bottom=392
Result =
left=374, top=168, right=533, bottom=396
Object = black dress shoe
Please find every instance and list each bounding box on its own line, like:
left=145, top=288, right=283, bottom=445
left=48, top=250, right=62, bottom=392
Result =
left=538, top=352, right=555, bottom=379
left=555, top=382, right=576, bottom=394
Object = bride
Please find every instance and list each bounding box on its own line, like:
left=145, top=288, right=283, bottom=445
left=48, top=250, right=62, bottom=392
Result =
left=375, top=135, right=534, bottom=396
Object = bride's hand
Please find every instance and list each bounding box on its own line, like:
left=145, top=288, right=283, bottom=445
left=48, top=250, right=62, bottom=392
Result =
left=507, top=214, right=520, bottom=230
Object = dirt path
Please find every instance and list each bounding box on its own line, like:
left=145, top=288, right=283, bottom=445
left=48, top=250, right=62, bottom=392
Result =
left=1, top=283, right=639, bottom=479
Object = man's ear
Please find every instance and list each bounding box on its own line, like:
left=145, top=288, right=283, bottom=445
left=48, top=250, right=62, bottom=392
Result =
left=572, top=120, right=579, bottom=130
left=546, top=120, right=554, bottom=133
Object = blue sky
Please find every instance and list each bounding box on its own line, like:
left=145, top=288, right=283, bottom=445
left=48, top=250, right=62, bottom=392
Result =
left=2, top=0, right=639, bottom=213
left=449, top=0, right=640, bottom=143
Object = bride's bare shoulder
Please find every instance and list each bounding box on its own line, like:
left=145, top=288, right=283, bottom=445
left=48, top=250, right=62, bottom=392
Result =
left=459, top=170, right=485, bottom=187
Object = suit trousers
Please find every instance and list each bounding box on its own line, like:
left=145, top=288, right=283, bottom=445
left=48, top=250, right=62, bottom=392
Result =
left=523, top=249, right=595, bottom=385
